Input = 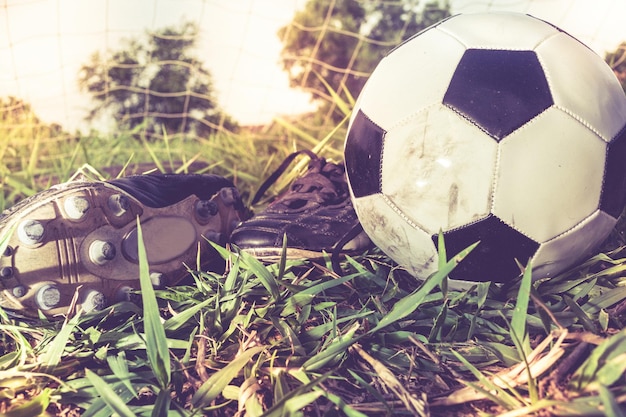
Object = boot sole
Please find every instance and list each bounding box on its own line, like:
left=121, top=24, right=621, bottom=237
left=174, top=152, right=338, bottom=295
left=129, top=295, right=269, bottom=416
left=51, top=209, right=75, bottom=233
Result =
left=0, top=181, right=241, bottom=317
left=237, top=228, right=371, bottom=264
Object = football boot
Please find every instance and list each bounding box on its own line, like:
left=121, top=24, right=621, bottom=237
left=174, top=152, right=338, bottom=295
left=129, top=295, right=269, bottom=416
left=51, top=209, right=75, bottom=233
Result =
left=0, top=174, right=244, bottom=317
left=230, top=150, right=371, bottom=266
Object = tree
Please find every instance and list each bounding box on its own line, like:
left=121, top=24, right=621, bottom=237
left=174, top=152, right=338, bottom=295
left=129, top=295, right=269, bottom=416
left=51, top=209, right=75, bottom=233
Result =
left=78, top=21, right=237, bottom=140
left=278, top=0, right=450, bottom=120
left=0, top=96, right=63, bottom=138
left=606, top=42, right=626, bottom=92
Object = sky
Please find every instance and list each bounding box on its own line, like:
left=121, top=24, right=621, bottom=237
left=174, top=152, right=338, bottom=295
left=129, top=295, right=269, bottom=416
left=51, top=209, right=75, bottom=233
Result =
left=0, top=0, right=313, bottom=130
left=1, top=0, right=626, bottom=132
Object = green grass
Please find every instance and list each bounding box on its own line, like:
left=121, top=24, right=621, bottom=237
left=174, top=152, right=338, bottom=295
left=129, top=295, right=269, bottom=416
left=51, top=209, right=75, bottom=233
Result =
left=2, top=113, right=626, bottom=416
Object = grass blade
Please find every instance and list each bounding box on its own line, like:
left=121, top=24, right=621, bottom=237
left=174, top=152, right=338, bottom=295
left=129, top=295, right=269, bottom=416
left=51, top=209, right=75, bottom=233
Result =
left=84, top=369, right=135, bottom=417
left=283, top=391, right=324, bottom=415
left=572, top=328, right=626, bottom=391
left=106, top=351, right=137, bottom=398
left=303, top=322, right=360, bottom=371
left=39, top=312, right=81, bottom=368
left=192, top=345, right=265, bottom=408
left=313, top=70, right=352, bottom=117
left=563, top=294, right=598, bottom=332
left=281, top=273, right=356, bottom=317
left=261, top=373, right=331, bottom=417
left=352, top=343, right=428, bottom=416
left=1, top=388, right=51, bottom=417
left=0, top=223, right=16, bottom=263
left=141, top=136, right=165, bottom=173
left=153, top=386, right=172, bottom=417
left=370, top=242, right=478, bottom=334
left=320, top=390, right=369, bottom=417
left=347, top=369, right=391, bottom=413
left=163, top=297, right=213, bottom=331
left=597, top=384, right=626, bottom=417
left=511, top=262, right=532, bottom=355
left=136, top=217, right=171, bottom=389
left=448, top=350, right=522, bottom=409
left=238, top=249, right=280, bottom=302
left=583, top=285, right=626, bottom=314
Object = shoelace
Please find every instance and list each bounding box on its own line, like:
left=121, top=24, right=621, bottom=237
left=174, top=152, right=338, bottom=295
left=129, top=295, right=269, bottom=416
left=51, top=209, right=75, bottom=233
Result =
left=330, top=222, right=365, bottom=275
left=251, top=149, right=345, bottom=207
left=250, top=150, right=367, bottom=275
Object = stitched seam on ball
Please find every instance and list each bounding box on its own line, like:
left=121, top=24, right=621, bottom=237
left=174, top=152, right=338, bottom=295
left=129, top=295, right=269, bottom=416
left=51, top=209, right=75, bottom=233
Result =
left=532, top=30, right=561, bottom=52
left=599, top=122, right=626, bottom=213
left=490, top=140, right=501, bottom=215
left=443, top=104, right=497, bottom=140
left=554, top=105, right=607, bottom=142
left=541, top=209, right=608, bottom=244
left=387, top=102, right=439, bottom=132
left=437, top=214, right=492, bottom=234
left=535, top=42, right=607, bottom=141
left=600, top=142, right=610, bottom=211
left=435, top=25, right=469, bottom=49
left=533, top=47, right=556, bottom=109
left=437, top=25, right=533, bottom=52
left=497, top=106, right=551, bottom=145
left=381, top=194, right=422, bottom=230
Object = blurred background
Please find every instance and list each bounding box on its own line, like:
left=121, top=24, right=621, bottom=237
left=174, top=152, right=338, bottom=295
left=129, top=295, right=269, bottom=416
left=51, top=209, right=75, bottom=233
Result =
left=1, top=0, right=625, bottom=202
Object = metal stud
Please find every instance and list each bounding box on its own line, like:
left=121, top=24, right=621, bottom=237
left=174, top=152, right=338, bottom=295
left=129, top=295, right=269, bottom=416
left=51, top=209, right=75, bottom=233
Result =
left=12, top=285, right=26, bottom=298
left=64, top=196, right=90, bottom=220
left=204, top=231, right=222, bottom=244
left=89, top=240, right=116, bottom=265
left=195, top=200, right=218, bottom=220
left=0, top=267, right=13, bottom=279
left=17, top=220, right=44, bottom=245
left=35, top=284, right=61, bottom=310
left=150, top=272, right=164, bottom=288
left=83, top=290, right=106, bottom=312
left=108, top=194, right=130, bottom=217
left=115, top=286, right=133, bottom=302
left=220, top=187, right=239, bottom=206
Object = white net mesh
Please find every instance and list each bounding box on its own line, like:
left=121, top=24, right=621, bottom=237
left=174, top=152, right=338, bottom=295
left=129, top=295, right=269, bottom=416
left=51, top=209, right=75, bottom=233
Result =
left=0, top=0, right=625, bottom=138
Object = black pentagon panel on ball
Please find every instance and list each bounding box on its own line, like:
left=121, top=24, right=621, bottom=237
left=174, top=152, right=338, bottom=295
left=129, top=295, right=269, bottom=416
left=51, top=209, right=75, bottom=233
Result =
left=600, top=127, right=626, bottom=218
left=443, top=49, right=553, bottom=141
left=345, top=110, right=385, bottom=198
left=432, top=214, right=539, bottom=283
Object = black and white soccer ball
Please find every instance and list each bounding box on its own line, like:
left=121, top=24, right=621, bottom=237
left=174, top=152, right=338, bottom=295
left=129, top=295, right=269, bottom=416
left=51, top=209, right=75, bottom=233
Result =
left=344, top=12, right=626, bottom=283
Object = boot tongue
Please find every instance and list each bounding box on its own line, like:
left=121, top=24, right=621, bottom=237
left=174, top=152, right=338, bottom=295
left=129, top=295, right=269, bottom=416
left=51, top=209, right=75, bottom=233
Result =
left=276, top=173, right=337, bottom=211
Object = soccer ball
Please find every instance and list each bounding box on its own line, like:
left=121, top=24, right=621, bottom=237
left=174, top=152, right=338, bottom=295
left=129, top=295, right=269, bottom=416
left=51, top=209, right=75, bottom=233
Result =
left=344, top=12, right=626, bottom=283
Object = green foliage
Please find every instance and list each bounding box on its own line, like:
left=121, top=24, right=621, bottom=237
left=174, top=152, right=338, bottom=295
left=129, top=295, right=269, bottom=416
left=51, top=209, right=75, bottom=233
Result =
left=0, top=97, right=71, bottom=202
left=4, top=46, right=626, bottom=414
left=78, top=21, right=238, bottom=140
left=84, top=369, right=136, bottom=417
left=606, top=42, right=626, bottom=92
left=278, top=0, right=450, bottom=123
left=1, top=211, right=626, bottom=416
left=0, top=104, right=325, bottom=211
